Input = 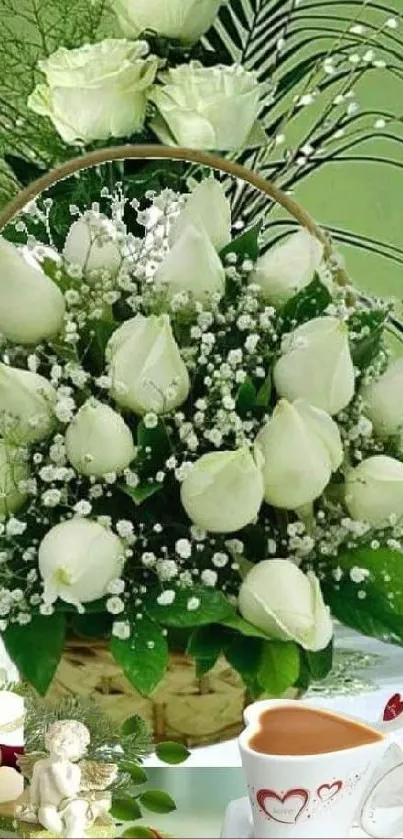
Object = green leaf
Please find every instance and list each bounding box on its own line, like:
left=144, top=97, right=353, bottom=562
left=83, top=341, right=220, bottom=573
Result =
left=255, top=374, right=272, bottom=407
left=70, top=612, right=112, bottom=638
left=236, top=376, right=257, bottom=417
left=258, top=641, right=300, bottom=696
left=111, top=797, right=142, bottom=822
left=155, top=741, right=190, bottom=765
left=280, top=277, right=332, bottom=332
left=3, top=613, right=66, bottom=695
left=118, top=762, right=148, bottom=785
left=221, top=613, right=271, bottom=640
left=122, top=829, right=155, bottom=839
left=139, top=790, right=177, bottom=815
left=137, top=419, right=171, bottom=473
left=349, top=309, right=387, bottom=369
left=146, top=586, right=234, bottom=628
left=195, top=656, right=218, bottom=678
left=304, top=641, right=333, bottom=681
left=122, top=716, right=149, bottom=737
left=187, top=624, right=225, bottom=659
left=111, top=616, right=169, bottom=696
left=221, top=222, right=261, bottom=261
left=322, top=547, right=403, bottom=644
left=120, top=481, right=163, bottom=506
left=224, top=635, right=264, bottom=698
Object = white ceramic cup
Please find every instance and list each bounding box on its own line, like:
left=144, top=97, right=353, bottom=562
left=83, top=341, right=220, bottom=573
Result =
left=239, top=699, right=403, bottom=839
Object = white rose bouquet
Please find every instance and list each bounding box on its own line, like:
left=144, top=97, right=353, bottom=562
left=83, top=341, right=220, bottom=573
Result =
left=0, top=169, right=400, bottom=704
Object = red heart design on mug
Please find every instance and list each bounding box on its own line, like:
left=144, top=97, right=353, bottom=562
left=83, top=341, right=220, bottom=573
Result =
left=256, top=788, right=309, bottom=824
left=317, top=781, right=343, bottom=802
left=383, top=693, right=403, bottom=722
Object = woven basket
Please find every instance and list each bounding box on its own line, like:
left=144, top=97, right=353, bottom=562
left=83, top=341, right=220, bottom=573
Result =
left=0, top=145, right=327, bottom=746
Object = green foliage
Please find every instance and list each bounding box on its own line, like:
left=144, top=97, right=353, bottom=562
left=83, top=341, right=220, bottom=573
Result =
left=279, top=276, right=332, bottom=332
left=323, top=547, right=403, bottom=644
left=139, top=790, right=177, bottom=814
left=112, top=798, right=142, bottom=822
left=155, top=741, right=190, bottom=765
left=121, top=481, right=163, bottom=506
left=303, top=642, right=334, bottom=681
left=3, top=613, right=66, bottom=695
left=146, top=586, right=234, bottom=628
left=111, top=615, right=169, bottom=696
left=258, top=641, right=300, bottom=695
left=122, top=829, right=155, bottom=839
left=221, top=221, right=261, bottom=260
left=348, top=308, right=388, bottom=369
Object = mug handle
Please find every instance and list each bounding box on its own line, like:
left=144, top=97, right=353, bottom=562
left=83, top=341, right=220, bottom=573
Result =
left=360, top=759, right=403, bottom=838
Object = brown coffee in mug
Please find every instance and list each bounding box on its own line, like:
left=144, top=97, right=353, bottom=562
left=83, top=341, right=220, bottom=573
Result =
left=248, top=705, right=383, bottom=756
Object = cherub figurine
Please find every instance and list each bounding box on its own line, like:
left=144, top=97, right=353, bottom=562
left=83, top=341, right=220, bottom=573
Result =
left=17, top=720, right=117, bottom=839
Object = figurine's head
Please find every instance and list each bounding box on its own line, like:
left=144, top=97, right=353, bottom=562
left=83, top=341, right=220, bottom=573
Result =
left=45, top=720, right=90, bottom=761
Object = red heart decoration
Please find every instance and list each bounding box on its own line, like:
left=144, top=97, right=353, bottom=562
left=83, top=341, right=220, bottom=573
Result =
left=383, top=693, right=403, bottom=722
left=317, top=781, right=343, bottom=802
left=256, top=788, right=309, bottom=824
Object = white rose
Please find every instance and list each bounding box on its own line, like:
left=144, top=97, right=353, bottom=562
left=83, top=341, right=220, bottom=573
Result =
left=239, top=559, right=333, bottom=651
left=274, top=316, right=355, bottom=416
left=65, top=398, right=135, bottom=477
left=250, top=229, right=325, bottom=306
left=180, top=446, right=264, bottom=533
left=155, top=225, right=225, bottom=302
left=149, top=63, right=262, bottom=151
left=0, top=441, right=29, bottom=518
left=0, top=363, right=56, bottom=444
left=361, top=358, right=403, bottom=441
left=0, top=237, right=65, bottom=345
left=63, top=213, right=122, bottom=279
left=169, top=179, right=231, bottom=252
left=345, top=455, right=403, bottom=528
left=255, top=399, right=342, bottom=509
left=28, top=40, right=159, bottom=145
left=39, top=518, right=125, bottom=608
left=107, top=313, right=190, bottom=415
left=114, top=0, right=223, bottom=44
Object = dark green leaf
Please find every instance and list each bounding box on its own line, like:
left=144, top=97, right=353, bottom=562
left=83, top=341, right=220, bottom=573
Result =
left=111, top=616, right=169, bottom=696
left=139, top=789, right=177, bottom=814
left=241, top=523, right=268, bottom=562
left=120, top=482, right=163, bottom=506
left=255, top=373, right=272, bottom=407
left=122, top=828, right=155, bottom=839
left=322, top=547, right=403, bottom=645
left=111, top=797, right=142, bottom=822
left=70, top=612, right=112, bottom=638
left=146, top=586, right=234, bottom=628
left=224, top=635, right=264, bottom=698
left=118, top=762, right=148, bottom=785
left=222, top=613, right=271, bottom=640
left=236, top=376, right=257, bottom=417
left=3, top=613, right=66, bottom=695
left=122, top=716, right=149, bottom=737
left=349, top=309, right=387, bottom=369
left=195, top=656, right=218, bottom=678
left=221, top=222, right=261, bottom=261
left=137, top=420, right=171, bottom=473
left=280, top=276, right=332, bottom=332
left=4, top=154, right=45, bottom=186
left=258, top=641, right=300, bottom=695
left=155, top=741, right=190, bottom=765
left=187, top=624, right=224, bottom=660
left=304, top=641, right=333, bottom=681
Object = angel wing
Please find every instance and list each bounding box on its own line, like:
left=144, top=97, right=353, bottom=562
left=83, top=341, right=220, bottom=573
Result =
left=17, top=752, right=46, bottom=781
left=79, top=760, right=118, bottom=792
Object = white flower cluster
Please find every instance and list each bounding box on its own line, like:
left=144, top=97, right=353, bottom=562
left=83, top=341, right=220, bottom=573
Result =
left=0, top=176, right=401, bottom=652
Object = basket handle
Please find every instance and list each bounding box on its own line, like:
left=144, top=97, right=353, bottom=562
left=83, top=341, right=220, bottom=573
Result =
left=0, top=144, right=327, bottom=245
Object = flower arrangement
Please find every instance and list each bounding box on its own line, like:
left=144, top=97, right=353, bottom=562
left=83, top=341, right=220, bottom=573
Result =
left=0, top=164, right=402, bottom=707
